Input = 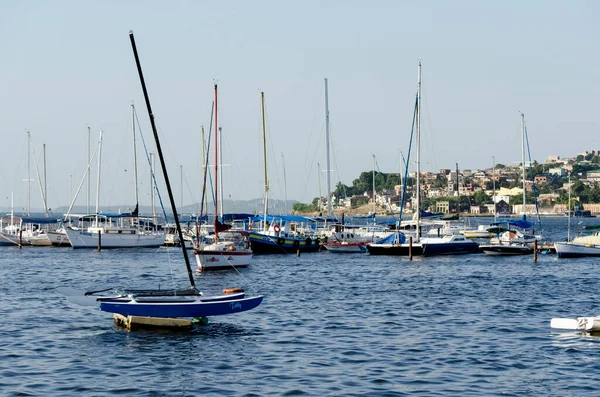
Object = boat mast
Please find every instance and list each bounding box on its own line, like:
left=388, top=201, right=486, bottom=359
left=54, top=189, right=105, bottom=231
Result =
left=213, top=84, right=219, bottom=241
left=324, top=78, right=332, bottom=216
left=520, top=112, right=526, bottom=218
left=27, top=131, right=31, bottom=216
left=96, top=131, right=103, bottom=227
left=282, top=153, right=288, bottom=214
left=131, top=104, right=139, bottom=218
left=43, top=143, right=48, bottom=216
left=180, top=165, right=183, bottom=214
left=32, top=144, right=47, bottom=216
left=128, top=31, right=195, bottom=289
left=317, top=162, right=322, bottom=211
left=372, top=154, right=376, bottom=216
left=415, top=62, right=422, bottom=241
left=492, top=156, right=496, bottom=220
left=150, top=152, right=156, bottom=223
left=399, top=151, right=403, bottom=214
left=10, top=192, right=14, bottom=228
left=261, top=92, right=269, bottom=228
left=87, top=125, right=91, bottom=215
left=218, top=126, right=224, bottom=219
left=567, top=171, right=571, bottom=242
left=201, top=126, right=208, bottom=217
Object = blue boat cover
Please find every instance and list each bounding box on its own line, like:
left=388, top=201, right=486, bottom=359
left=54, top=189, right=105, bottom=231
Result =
left=349, top=213, right=376, bottom=219
left=420, top=209, right=443, bottom=218
left=490, top=217, right=533, bottom=229
left=222, top=213, right=254, bottom=222
left=310, top=216, right=339, bottom=222
left=19, top=217, right=63, bottom=224
left=374, top=232, right=406, bottom=245
left=250, top=214, right=314, bottom=223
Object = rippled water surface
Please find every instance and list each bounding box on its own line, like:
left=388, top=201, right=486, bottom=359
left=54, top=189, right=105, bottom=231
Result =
left=2, top=217, right=600, bottom=396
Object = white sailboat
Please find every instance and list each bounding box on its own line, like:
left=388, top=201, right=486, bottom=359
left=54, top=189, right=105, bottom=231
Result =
left=194, top=84, right=252, bottom=270
left=367, top=62, right=478, bottom=256
left=554, top=171, right=600, bottom=257
left=66, top=106, right=165, bottom=249
left=480, top=113, right=535, bottom=256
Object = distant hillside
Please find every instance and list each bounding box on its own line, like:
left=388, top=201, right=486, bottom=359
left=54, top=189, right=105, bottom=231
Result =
left=0, top=198, right=298, bottom=217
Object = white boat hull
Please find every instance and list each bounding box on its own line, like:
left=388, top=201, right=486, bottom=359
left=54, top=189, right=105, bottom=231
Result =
left=0, top=231, right=30, bottom=246
left=27, top=234, right=53, bottom=246
left=324, top=243, right=367, bottom=253
left=65, top=228, right=165, bottom=248
left=194, top=249, right=253, bottom=270
left=554, top=242, right=600, bottom=258
left=46, top=231, right=71, bottom=247
left=480, top=244, right=532, bottom=256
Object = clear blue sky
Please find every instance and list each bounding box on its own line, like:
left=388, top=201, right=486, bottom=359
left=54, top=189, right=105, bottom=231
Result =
left=1, top=1, right=598, bottom=213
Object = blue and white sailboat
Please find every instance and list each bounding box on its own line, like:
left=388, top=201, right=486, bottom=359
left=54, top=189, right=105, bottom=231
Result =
left=247, top=92, right=322, bottom=254
left=367, top=62, right=478, bottom=257
left=64, top=31, right=262, bottom=319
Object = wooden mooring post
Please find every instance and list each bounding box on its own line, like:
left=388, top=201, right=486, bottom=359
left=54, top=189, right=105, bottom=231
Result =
left=533, top=239, right=538, bottom=263
left=409, top=236, right=413, bottom=261
left=97, top=232, right=102, bottom=251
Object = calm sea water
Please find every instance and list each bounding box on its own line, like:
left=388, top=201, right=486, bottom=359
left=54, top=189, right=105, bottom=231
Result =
left=2, top=217, right=600, bottom=396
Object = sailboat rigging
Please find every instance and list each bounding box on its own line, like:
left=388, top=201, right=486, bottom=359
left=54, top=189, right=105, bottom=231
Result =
left=247, top=91, right=322, bottom=254
left=61, top=31, right=262, bottom=319
left=194, top=84, right=253, bottom=270
left=480, top=113, right=536, bottom=255
left=367, top=62, right=478, bottom=256
left=64, top=105, right=164, bottom=249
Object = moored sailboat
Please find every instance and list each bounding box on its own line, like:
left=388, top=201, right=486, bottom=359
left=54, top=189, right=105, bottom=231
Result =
left=480, top=113, right=536, bottom=256
left=64, top=31, right=262, bottom=319
left=194, top=84, right=252, bottom=270
left=554, top=171, right=600, bottom=257
left=247, top=92, right=321, bottom=254
left=65, top=105, right=165, bottom=249
left=367, top=62, right=478, bottom=257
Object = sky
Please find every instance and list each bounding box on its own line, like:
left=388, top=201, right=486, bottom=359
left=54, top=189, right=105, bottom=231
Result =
left=1, top=1, right=599, bottom=213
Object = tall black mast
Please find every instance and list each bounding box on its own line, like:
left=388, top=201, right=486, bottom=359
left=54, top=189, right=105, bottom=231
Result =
left=128, top=31, right=196, bottom=289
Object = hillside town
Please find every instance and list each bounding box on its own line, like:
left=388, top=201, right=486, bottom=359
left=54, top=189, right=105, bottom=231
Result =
left=304, top=151, right=600, bottom=216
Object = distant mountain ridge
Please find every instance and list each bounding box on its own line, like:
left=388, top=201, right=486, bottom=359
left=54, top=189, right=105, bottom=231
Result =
left=0, top=198, right=297, bottom=217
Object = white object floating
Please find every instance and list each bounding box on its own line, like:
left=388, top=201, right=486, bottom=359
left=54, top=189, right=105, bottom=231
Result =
left=551, top=317, right=600, bottom=331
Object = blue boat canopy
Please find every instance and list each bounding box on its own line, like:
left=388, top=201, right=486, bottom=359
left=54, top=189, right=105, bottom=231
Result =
left=222, top=213, right=254, bottom=222
left=374, top=232, right=406, bottom=245
left=419, top=209, right=443, bottom=219
left=250, top=214, right=314, bottom=223
left=490, top=219, right=533, bottom=229
left=349, top=213, right=375, bottom=219
left=19, top=216, right=63, bottom=224
left=310, top=216, right=339, bottom=222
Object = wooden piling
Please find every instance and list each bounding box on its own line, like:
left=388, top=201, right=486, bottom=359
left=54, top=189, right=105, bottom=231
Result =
left=19, top=229, right=22, bottom=249
left=409, top=236, right=413, bottom=261
left=297, top=248, right=300, bottom=257
left=97, top=232, right=101, bottom=251
left=533, top=239, right=538, bottom=263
